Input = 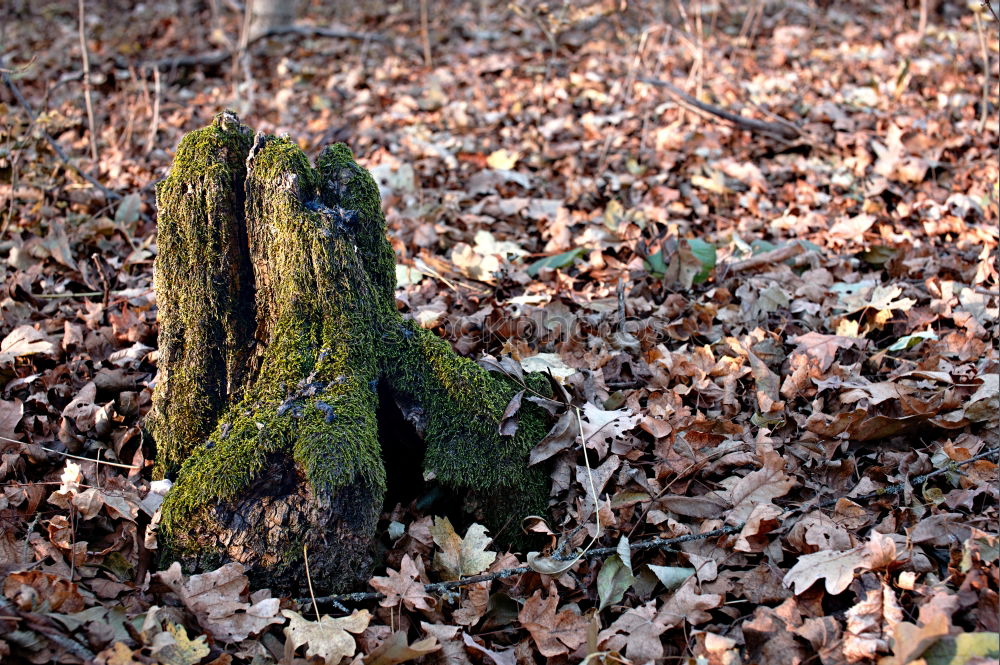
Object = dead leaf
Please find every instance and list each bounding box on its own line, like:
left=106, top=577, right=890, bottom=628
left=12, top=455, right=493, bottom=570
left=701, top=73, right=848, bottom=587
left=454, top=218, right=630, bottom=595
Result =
left=282, top=608, right=370, bottom=664
left=657, top=577, right=723, bottom=628
left=517, top=590, right=588, bottom=657
left=150, top=622, right=210, bottom=665
left=370, top=554, right=434, bottom=611
left=364, top=630, right=440, bottom=665
left=0, top=326, right=60, bottom=366
left=155, top=562, right=282, bottom=642
left=430, top=517, right=496, bottom=581
left=0, top=398, right=23, bottom=442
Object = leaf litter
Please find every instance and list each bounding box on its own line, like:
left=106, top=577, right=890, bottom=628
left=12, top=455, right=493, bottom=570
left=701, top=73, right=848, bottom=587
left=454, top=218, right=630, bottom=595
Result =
left=0, top=1, right=998, bottom=664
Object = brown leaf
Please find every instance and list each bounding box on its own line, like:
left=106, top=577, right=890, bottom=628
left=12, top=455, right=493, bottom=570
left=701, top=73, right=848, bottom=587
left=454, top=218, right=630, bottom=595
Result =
left=282, top=609, right=370, bottom=664
left=843, top=581, right=902, bottom=661
left=3, top=570, right=85, bottom=612
left=656, top=578, right=723, bottom=628
left=517, top=590, right=588, bottom=657
left=0, top=398, right=23, bottom=442
left=658, top=494, right=728, bottom=519
left=528, top=410, right=576, bottom=465
left=734, top=503, right=783, bottom=553
left=155, top=562, right=282, bottom=642
left=370, top=554, right=434, bottom=611
left=0, top=326, right=60, bottom=365
left=597, top=600, right=667, bottom=663
left=498, top=389, right=524, bottom=436
left=790, top=332, right=863, bottom=371
left=782, top=533, right=896, bottom=596
left=719, top=451, right=796, bottom=525
left=364, top=630, right=440, bottom=665
left=430, top=517, right=496, bottom=581
left=881, top=607, right=952, bottom=665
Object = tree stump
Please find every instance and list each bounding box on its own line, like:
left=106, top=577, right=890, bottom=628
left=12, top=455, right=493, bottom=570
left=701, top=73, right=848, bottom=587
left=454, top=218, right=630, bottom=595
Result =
left=148, top=113, right=551, bottom=594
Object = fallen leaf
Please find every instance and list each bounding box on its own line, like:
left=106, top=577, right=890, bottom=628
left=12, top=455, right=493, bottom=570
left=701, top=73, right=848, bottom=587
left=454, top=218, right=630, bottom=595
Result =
left=597, top=554, right=634, bottom=610
left=430, top=517, right=497, bottom=581
left=364, top=630, right=440, bottom=665
left=518, top=590, right=588, bottom=657
left=282, top=608, right=370, bottom=664
left=155, top=562, right=282, bottom=642
left=370, top=554, right=434, bottom=611
left=150, top=622, right=210, bottom=665
left=486, top=148, right=520, bottom=170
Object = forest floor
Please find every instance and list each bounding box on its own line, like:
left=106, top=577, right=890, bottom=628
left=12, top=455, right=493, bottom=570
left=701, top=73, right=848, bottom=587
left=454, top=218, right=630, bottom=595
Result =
left=1, top=1, right=998, bottom=664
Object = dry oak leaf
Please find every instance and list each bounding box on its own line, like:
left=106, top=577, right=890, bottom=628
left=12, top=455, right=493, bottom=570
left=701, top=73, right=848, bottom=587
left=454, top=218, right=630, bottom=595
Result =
left=579, top=402, right=641, bottom=458
left=597, top=600, right=668, bottom=663
left=155, top=562, right=282, bottom=643
left=844, top=581, right=903, bottom=662
left=878, top=608, right=952, bottom=665
left=783, top=533, right=897, bottom=595
left=370, top=554, right=434, bottom=611
left=717, top=451, right=797, bottom=525
left=518, top=590, right=589, bottom=657
left=430, top=516, right=496, bottom=581
left=282, top=608, right=370, bottom=664
left=0, top=398, right=23, bottom=442
left=656, top=577, right=724, bottom=629
left=790, top=331, right=863, bottom=371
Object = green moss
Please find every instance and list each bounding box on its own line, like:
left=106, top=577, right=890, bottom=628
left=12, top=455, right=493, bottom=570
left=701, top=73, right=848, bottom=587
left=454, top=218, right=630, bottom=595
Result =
left=156, top=121, right=552, bottom=588
left=150, top=111, right=255, bottom=476
left=161, top=136, right=386, bottom=541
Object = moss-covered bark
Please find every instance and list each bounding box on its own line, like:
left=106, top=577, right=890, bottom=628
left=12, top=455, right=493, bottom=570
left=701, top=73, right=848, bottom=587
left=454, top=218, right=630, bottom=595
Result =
left=149, top=111, right=255, bottom=475
left=153, top=114, right=550, bottom=594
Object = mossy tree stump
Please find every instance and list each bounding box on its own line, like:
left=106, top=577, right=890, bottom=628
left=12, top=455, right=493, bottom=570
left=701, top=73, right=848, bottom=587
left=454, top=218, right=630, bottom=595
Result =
left=148, top=113, right=550, bottom=594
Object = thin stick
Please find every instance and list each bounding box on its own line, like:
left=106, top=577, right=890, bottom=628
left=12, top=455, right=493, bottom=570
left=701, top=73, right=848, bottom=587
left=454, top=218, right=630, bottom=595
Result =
left=0, top=435, right=142, bottom=470
left=77, top=0, right=99, bottom=164
left=145, top=67, right=161, bottom=154
left=303, top=544, right=320, bottom=619
left=639, top=76, right=801, bottom=141
left=724, top=241, right=807, bottom=273
left=985, top=1, right=1000, bottom=23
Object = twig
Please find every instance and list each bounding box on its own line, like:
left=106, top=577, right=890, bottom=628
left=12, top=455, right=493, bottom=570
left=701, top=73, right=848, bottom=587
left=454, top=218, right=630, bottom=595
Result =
left=77, top=0, right=99, bottom=164
left=985, top=1, right=1000, bottom=23
left=2, top=71, right=122, bottom=203
left=724, top=241, right=807, bottom=273
left=639, top=76, right=801, bottom=141
left=144, top=67, right=161, bottom=154
left=300, top=446, right=998, bottom=611
left=251, top=24, right=393, bottom=46
left=0, top=435, right=142, bottom=470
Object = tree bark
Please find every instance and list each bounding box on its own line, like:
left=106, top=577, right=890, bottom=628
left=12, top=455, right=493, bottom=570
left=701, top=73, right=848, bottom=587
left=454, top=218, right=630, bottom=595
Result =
left=150, top=113, right=550, bottom=594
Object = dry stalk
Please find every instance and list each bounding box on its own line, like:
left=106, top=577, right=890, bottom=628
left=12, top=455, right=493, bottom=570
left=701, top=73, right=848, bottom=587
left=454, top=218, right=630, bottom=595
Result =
left=77, top=0, right=99, bottom=164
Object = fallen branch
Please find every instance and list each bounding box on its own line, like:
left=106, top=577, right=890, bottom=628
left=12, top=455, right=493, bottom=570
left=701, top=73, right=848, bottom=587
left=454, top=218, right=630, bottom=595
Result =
left=639, top=76, right=801, bottom=141
left=301, top=445, right=999, bottom=611
left=724, top=241, right=808, bottom=273
left=255, top=24, right=393, bottom=45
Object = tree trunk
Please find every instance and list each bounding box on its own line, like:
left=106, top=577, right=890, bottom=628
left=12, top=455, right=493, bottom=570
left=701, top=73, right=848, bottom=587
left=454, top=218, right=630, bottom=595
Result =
left=246, top=0, right=299, bottom=42
left=148, top=113, right=550, bottom=594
